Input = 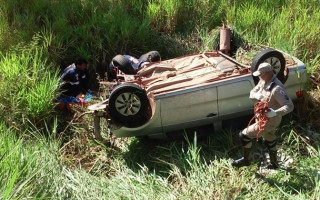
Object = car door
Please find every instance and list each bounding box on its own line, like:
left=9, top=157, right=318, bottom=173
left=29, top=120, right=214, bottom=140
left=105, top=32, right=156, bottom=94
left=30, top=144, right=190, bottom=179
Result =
left=160, top=85, right=218, bottom=132
left=217, top=80, right=254, bottom=120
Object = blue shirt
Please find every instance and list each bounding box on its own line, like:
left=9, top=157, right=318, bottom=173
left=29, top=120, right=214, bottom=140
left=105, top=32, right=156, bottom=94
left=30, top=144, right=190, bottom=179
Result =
left=60, top=64, right=88, bottom=97
left=109, top=55, right=145, bottom=75
left=123, top=55, right=143, bottom=70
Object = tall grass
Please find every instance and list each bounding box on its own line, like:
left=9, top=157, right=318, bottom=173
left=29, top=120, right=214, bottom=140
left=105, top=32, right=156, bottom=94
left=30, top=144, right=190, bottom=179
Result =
left=226, top=0, right=320, bottom=73
left=0, top=0, right=320, bottom=199
left=0, top=36, right=59, bottom=129
left=1, top=0, right=319, bottom=74
left=2, top=124, right=319, bottom=199
left=0, top=121, right=59, bottom=199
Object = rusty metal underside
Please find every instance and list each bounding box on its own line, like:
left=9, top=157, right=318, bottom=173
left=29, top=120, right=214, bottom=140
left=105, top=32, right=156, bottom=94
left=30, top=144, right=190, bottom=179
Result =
left=123, top=51, right=251, bottom=96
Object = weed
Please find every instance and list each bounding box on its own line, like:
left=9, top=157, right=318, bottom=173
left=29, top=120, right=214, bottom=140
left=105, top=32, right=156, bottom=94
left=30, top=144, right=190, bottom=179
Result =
left=0, top=0, right=320, bottom=199
left=0, top=37, right=59, bottom=130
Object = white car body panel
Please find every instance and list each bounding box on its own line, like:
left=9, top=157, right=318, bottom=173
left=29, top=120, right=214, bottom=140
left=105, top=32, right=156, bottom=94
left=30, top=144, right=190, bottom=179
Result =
left=109, top=51, right=307, bottom=139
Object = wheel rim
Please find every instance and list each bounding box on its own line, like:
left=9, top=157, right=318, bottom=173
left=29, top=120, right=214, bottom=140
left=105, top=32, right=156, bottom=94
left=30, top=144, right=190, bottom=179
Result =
left=263, top=57, right=282, bottom=75
left=115, top=92, right=141, bottom=116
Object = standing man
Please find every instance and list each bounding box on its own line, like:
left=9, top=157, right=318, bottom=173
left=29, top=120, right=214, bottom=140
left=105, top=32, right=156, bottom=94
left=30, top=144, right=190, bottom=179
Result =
left=60, top=57, right=89, bottom=97
left=232, top=63, right=294, bottom=169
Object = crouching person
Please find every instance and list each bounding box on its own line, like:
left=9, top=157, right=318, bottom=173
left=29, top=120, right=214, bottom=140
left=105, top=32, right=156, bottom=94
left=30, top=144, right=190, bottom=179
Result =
left=232, top=63, right=294, bottom=169
left=59, top=57, right=89, bottom=97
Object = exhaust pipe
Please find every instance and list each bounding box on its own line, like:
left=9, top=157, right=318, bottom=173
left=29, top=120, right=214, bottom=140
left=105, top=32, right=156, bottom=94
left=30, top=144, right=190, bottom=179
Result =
left=219, top=22, right=231, bottom=54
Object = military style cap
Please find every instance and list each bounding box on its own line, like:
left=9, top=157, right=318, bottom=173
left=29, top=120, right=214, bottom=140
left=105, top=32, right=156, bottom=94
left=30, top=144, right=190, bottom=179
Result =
left=253, top=63, right=273, bottom=76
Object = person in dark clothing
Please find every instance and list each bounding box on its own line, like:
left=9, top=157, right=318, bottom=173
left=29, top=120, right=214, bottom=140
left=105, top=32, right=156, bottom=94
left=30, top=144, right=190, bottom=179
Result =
left=109, top=55, right=144, bottom=76
left=59, top=57, right=89, bottom=97
left=108, top=51, right=161, bottom=81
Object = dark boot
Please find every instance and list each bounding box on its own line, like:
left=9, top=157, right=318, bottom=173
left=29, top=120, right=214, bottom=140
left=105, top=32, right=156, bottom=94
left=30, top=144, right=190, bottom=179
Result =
left=266, top=150, right=278, bottom=169
left=232, top=148, right=251, bottom=167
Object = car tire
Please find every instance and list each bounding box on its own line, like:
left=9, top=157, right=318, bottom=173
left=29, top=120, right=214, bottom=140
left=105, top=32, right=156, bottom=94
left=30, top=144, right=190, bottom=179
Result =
left=251, top=48, right=288, bottom=84
left=112, top=55, right=136, bottom=74
left=139, top=51, right=161, bottom=63
left=108, top=83, right=151, bottom=128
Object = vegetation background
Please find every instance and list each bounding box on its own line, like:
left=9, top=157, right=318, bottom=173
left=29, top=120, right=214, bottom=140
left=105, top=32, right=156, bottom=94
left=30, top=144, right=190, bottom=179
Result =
left=0, top=0, right=320, bottom=199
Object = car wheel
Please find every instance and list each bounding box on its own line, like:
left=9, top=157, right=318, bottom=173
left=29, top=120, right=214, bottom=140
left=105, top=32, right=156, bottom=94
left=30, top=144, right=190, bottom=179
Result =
left=112, top=55, right=136, bottom=74
left=251, top=48, right=288, bottom=84
left=139, top=51, right=161, bottom=63
left=108, top=83, right=151, bottom=128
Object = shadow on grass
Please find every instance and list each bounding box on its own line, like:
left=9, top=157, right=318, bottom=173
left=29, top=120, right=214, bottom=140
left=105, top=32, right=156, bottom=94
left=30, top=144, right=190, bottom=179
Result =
left=120, top=114, right=309, bottom=178
left=255, top=167, right=317, bottom=195
left=121, top=116, right=254, bottom=177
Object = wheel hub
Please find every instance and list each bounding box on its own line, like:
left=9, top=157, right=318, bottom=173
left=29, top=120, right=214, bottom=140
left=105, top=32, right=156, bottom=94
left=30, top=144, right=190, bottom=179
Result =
left=115, top=92, right=141, bottom=116
left=263, top=57, right=281, bottom=75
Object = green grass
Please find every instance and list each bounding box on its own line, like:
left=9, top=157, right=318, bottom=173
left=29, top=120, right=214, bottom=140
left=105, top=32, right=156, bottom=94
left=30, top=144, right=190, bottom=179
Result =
left=0, top=37, right=59, bottom=130
left=0, top=0, right=320, bottom=199
left=1, top=0, right=319, bottom=74
left=1, top=120, right=320, bottom=199
left=0, top=121, right=60, bottom=199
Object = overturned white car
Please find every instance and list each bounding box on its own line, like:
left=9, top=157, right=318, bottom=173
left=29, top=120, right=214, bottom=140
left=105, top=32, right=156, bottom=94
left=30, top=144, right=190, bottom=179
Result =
left=89, top=46, right=307, bottom=139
